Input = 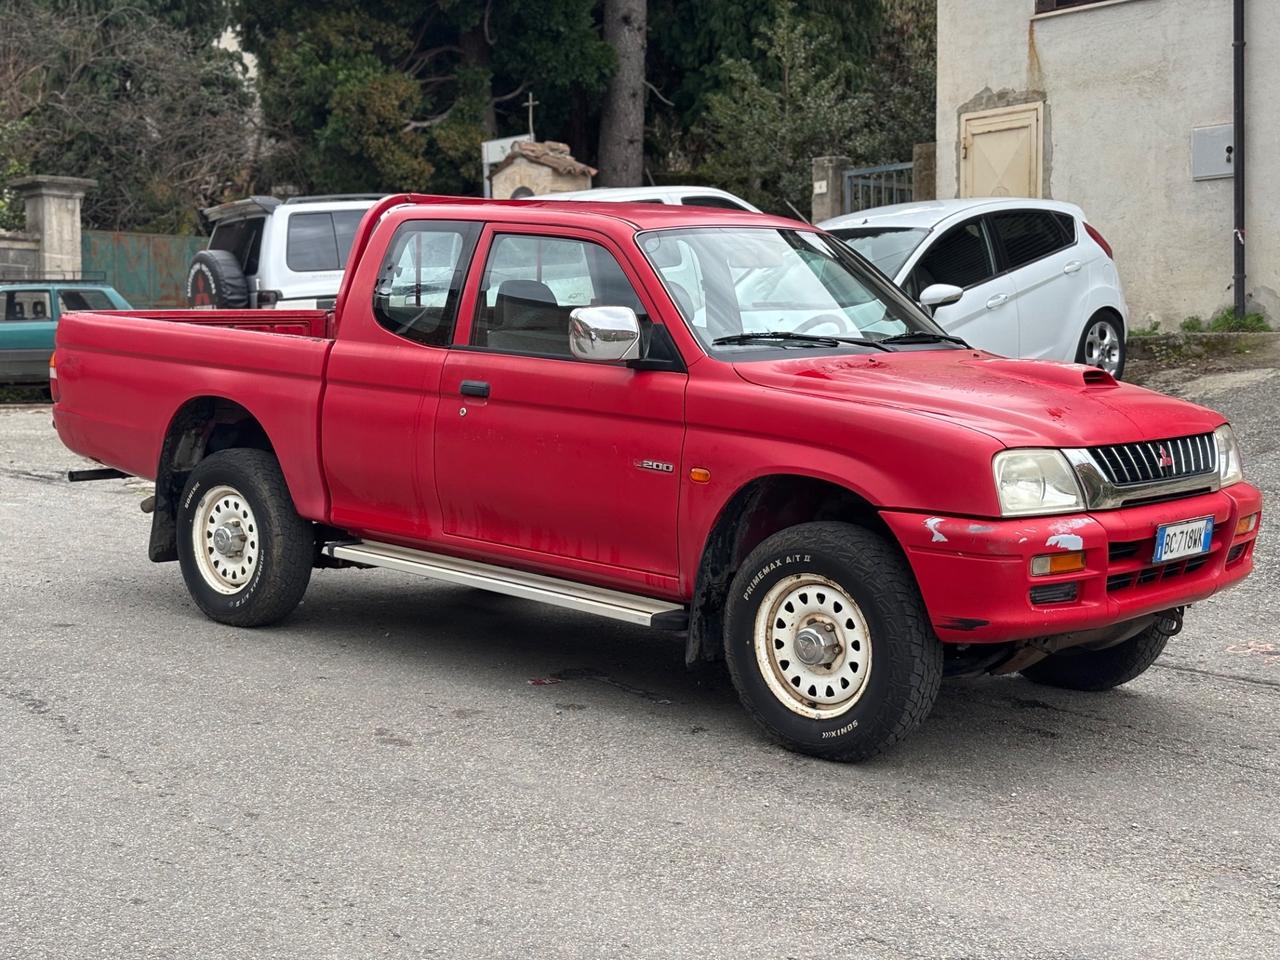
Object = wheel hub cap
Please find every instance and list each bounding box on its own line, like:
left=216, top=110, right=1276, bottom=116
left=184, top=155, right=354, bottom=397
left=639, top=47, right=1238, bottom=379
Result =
left=211, top=522, right=246, bottom=557
left=794, top=622, right=840, bottom=666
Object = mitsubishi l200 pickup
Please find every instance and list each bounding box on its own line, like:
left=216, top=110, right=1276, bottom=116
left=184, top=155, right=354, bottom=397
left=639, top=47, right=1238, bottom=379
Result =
left=51, top=194, right=1262, bottom=760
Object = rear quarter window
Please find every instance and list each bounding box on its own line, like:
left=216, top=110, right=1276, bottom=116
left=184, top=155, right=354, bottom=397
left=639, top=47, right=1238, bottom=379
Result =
left=286, top=210, right=368, bottom=272
left=989, top=210, right=1072, bottom=270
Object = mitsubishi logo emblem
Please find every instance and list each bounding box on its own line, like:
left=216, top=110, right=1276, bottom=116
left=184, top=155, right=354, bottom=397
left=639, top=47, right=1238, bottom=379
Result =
left=1157, top=446, right=1174, bottom=472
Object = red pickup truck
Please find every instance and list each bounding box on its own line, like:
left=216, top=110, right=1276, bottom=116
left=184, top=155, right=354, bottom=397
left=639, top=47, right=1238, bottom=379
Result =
left=52, top=194, right=1262, bottom=760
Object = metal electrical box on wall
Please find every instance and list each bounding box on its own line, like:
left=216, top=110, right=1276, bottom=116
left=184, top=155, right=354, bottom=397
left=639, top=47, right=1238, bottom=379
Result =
left=1192, top=124, right=1235, bottom=181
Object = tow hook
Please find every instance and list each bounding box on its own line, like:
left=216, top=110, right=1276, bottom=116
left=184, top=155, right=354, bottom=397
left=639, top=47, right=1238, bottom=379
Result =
left=1160, top=607, right=1185, bottom=638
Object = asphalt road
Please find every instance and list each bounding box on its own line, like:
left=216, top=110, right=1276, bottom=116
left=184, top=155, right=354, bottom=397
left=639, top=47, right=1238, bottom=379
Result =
left=2, top=370, right=1278, bottom=959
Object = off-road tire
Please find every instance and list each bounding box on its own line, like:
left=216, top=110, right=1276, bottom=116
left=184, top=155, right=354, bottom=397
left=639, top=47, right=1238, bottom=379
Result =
left=723, top=522, right=943, bottom=762
left=186, top=249, right=249, bottom=309
left=176, top=449, right=313, bottom=626
left=1020, top=615, right=1177, bottom=691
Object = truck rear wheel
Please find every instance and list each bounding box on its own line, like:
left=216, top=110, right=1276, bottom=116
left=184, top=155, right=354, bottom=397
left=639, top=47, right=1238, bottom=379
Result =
left=723, top=522, right=942, bottom=762
left=1020, top=614, right=1177, bottom=691
left=175, top=449, right=313, bottom=626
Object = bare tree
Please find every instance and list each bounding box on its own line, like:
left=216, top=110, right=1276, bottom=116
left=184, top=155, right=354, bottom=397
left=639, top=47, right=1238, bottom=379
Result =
left=0, top=1, right=252, bottom=232
left=597, top=0, right=646, bottom=186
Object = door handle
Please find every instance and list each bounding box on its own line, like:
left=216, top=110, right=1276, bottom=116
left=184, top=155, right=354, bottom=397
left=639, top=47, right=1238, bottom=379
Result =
left=986, top=293, right=1010, bottom=309
left=1064, top=260, right=1083, bottom=275
left=459, top=380, right=490, bottom=398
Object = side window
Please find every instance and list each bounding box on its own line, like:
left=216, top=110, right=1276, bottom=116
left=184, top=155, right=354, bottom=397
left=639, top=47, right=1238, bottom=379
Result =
left=989, top=210, right=1070, bottom=270
left=473, top=234, right=648, bottom=359
left=373, top=220, right=479, bottom=346
left=910, top=220, right=995, bottom=292
left=681, top=195, right=749, bottom=211
left=286, top=213, right=341, bottom=272
left=58, top=289, right=113, bottom=312
left=3, top=290, right=52, bottom=321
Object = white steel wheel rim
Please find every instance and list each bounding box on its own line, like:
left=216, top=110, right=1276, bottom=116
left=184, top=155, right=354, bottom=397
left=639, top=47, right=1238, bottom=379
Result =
left=192, top=484, right=260, bottom=595
left=753, top=573, right=872, bottom=720
left=1085, top=320, right=1121, bottom=374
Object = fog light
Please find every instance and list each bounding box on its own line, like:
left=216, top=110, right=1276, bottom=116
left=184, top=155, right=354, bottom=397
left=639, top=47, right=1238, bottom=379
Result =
left=1235, top=513, right=1259, bottom=536
left=1030, top=582, right=1079, bottom=605
left=1030, top=551, right=1086, bottom=576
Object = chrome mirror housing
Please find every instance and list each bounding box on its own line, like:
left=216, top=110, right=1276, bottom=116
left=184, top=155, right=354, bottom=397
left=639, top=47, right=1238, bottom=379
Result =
left=568, top=306, right=642, bottom=363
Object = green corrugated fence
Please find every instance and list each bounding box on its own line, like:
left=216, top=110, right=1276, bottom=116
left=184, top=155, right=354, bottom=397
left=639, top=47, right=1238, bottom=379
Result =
left=81, top=230, right=205, bottom=308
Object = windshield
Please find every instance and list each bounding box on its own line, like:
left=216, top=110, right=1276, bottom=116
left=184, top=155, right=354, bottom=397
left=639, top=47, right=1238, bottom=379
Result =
left=828, top=227, right=927, bottom=277
left=640, top=227, right=944, bottom=357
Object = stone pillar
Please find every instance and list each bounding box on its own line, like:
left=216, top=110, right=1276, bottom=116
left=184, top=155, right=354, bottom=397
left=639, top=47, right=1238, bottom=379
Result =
left=8, top=175, right=96, bottom=278
left=811, top=156, right=850, bottom=223
left=912, top=143, right=937, bottom=201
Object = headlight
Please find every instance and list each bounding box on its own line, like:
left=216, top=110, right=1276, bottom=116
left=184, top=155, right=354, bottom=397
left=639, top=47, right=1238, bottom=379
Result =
left=993, top=449, right=1085, bottom=517
left=1215, top=424, right=1244, bottom=486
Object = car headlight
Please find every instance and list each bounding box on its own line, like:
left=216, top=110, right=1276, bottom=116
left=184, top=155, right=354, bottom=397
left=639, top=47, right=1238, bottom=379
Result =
left=1214, top=424, right=1244, bottom=486
left=993, top=449, right=1086, bottom=517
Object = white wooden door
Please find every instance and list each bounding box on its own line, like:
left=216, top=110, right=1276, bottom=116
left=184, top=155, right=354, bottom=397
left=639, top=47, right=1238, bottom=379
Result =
left=961, top=103, right=1044, bottom=198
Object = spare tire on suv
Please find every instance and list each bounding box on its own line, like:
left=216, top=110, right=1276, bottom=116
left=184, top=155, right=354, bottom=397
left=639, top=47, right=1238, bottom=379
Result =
left=186, top=249, right=249, bottom=309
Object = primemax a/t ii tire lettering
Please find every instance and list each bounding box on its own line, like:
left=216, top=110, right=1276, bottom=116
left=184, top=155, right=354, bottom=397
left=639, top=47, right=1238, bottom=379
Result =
left=723, top=521, right=943, bottom=762
left=175, top=449, right=313, bottom=627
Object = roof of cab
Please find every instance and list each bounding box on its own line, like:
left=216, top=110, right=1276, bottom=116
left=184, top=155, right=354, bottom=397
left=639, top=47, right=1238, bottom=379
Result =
left=388, top=194, right=803, bottom=231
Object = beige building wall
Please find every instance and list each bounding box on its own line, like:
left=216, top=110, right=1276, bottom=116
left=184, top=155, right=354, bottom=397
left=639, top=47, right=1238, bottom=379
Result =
left=936, top=0, right=1278, bottom=327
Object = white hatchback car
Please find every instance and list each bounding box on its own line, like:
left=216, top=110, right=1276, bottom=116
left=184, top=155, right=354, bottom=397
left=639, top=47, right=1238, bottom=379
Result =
left=537, top=185, right=761, bottom=212
left=820, top=198, right=1129, bottom=377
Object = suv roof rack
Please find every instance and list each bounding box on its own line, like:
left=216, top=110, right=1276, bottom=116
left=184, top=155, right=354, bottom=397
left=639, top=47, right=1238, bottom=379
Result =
left=282, top=194, right=387, bottom=205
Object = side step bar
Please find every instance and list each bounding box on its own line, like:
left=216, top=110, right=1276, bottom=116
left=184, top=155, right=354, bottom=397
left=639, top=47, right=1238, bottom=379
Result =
left=323, top=540, right=688, bottom=629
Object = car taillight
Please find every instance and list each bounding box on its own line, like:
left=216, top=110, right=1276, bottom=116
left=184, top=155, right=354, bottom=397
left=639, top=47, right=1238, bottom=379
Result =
left=257, top=289, right=281, bottom=307
left=1084, top=222, right=1113, bottom=259
left=49, top=350, right=60, bottom=402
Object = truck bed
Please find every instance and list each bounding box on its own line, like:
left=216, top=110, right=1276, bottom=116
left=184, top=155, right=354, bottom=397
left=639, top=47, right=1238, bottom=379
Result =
left=53, top=308, right=334, bottom=521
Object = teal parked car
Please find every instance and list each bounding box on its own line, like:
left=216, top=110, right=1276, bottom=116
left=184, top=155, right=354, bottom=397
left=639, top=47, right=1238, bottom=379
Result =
left=0, top=280, right=131, bottom=384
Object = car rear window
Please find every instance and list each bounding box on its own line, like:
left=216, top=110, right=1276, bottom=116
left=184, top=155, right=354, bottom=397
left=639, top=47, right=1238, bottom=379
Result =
left=989, top=210, right=1072, bottom=269
left=680, top=195, right=750, bottom=210
left=209, top=217, right=265, bottom=275
left=831, top=227, right=928, bottom=277
left=286, top=210, right=367, bottom=272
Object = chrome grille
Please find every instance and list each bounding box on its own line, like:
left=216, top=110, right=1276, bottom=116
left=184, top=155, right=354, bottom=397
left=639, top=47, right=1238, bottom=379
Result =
left=1088, top=434, right=1216, bottom=487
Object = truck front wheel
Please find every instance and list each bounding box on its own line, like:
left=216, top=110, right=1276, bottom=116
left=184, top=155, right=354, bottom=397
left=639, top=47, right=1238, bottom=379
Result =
left=175, top=449, right=313, bottom=626
left=723, top=522, right=943, bottom=762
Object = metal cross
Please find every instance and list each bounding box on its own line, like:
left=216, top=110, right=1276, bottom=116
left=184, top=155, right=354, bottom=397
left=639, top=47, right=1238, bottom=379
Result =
left=524, top=91, right=539, bottom=139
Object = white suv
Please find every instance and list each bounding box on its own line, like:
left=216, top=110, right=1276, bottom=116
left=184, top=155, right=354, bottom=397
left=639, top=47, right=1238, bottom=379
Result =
left=537, top=185, right=761, bottom=212
left=187, top=195, right=382, bottom=309
left=820, top=198, right=1129, bottom=377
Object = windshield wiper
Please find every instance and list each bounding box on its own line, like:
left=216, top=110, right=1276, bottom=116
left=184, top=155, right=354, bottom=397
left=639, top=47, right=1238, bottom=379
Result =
left=878, top=331, right=969, bottom=347
left=712, top=331, right=892, bottom=351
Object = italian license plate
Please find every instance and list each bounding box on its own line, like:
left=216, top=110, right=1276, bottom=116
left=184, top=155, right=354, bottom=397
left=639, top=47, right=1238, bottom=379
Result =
left=1153, top=516, right=1214, bottom=563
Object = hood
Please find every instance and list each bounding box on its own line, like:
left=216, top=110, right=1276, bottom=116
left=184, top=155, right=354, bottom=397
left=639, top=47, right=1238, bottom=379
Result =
left=732, top=350, right=1224, bottom=448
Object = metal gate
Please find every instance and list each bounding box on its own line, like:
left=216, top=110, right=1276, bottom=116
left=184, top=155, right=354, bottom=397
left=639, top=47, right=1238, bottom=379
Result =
left=81, top=230, right=205, bottom=308
left=842, top=162, right=914, bottom=214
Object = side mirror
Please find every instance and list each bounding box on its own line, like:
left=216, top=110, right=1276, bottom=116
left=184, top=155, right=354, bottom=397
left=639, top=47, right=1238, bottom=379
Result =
left=919, top=283, right=964, bottom=310
left=568, top=306, right=642, bottom=363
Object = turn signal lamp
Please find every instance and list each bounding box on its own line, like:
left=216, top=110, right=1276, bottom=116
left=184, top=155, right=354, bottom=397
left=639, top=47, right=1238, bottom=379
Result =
left=49, top=351, right=60, bottom=402
left=1236, top=513, right=1259, bottom=536
left=1030, top=551, right=1085, bottom=577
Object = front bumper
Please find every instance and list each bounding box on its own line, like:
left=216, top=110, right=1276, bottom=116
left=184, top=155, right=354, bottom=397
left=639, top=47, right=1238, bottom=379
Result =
left=882, top=483, right=1262, bottom=644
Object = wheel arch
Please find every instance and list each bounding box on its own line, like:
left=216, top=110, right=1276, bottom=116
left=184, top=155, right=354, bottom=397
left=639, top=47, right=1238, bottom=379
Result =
left=685, top=473, right=897, bottom=665
left=148, top=396, right=278, bottom=562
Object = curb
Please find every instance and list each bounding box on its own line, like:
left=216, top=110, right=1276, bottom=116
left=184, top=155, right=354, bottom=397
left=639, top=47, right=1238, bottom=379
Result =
left=1127, top=331, right=1280, bottom=364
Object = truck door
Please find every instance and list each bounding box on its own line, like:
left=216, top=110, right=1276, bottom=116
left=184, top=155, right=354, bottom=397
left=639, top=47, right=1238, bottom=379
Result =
left=321, top=219, right=480, bottom=541
left=433, top=226, right=686, bottom=581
